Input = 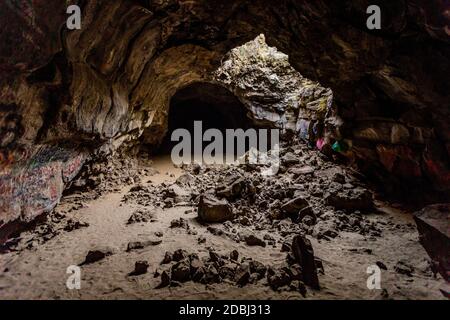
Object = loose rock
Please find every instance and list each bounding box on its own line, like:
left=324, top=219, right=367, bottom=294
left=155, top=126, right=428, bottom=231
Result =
left=244, top=234, right=266, bottom=247
left=129, top=261, right=149, bottom=276
left=127, top=239, right=162, bottom=252
left=80, top=248, right=114, bottom=266
left=198, top=195, right=234, bottom=223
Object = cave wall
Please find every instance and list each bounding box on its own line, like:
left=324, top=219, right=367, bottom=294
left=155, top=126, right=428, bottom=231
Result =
left=0, top=0, right=449, bottom=237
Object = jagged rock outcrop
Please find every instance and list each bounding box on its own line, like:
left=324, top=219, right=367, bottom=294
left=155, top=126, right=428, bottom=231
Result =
left=0, top=0, right=449, bottom=239
left=214, top=35, right=335, bottom=135
left=414, top=204, right=450, bottom=282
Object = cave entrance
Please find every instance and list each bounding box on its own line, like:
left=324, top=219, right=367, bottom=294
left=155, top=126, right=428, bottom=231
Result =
left=159, top=82, right=254, bottom=161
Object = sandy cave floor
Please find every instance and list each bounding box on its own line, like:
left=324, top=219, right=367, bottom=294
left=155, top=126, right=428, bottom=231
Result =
left=0, top=155, right=446, bottom=300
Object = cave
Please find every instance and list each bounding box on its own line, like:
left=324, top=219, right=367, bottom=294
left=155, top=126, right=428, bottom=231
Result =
left=159, top=82, right=252, bottom=156
left=0, top=0, right=449, bottom=303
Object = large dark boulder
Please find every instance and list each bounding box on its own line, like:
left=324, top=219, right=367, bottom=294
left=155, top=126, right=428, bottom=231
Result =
left=197, top=194, right=234, bottom=223
left=414, top=204, right=450, bottom=282
left=292, top=235, right=320, bottom=290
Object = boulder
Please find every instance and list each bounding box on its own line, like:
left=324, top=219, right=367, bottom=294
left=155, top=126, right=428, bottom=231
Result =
left=189, top=255, right=204, bottom=275
left=244, top=234, right=266, bottom=247
left=192, top=267, right=207, bottom=283
left=282, top=152, right=300, bottom=166
left=325, top=188, right=373, bottom=211
left=414, top=204, right=450, bottom=281
left=215, top=172, right=247, bottom=198
left=289, top=166, right=315, bottom=177
left=219, top=264, right=237, bottom=281
left=376, top=261, right=388, bottom=270
left=234, top=264, right=251, bottom=287
left=191, top=164, right=202, bottom=175
left=291, top=235, right=320, bottom=289
left=79, top=248, right=114, bottom=266
left=230, top=250, right=239, bottom=261
left=171, top=259, right=191, bottom=282
left=216, top=177, right=247, bottom=200
left=202, top=265, right=221, bottom=284
left=127, top=209, right=154, bottom=224
left=439, top=282, right=450, bottom=299
left=298, top=208, right=317, bottom=226
left=173, top=249, right=189, bottom=262
left=170, top=218, right=189, bottom=229
left=156, top=271, right=171, bottom=289
left=249, top=260, right=267, bottom=280
left=164, top=184, right=190, bottom=203
left=267, top=268, right=291, bottom=290
left=288, top=264, right=303, bottom=281
left=129, top=261, right=149, bottom=276
left=161, top=251, right=173, bottom=264
left=197, top=195, right=234, bottom=223
left=126, top=238, right=162, bottom=252
left=208, top=250, right=221, bottom=263
left=281, top=196, right=310, bottom=215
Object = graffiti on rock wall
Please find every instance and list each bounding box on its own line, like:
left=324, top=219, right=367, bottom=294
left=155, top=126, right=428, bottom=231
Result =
left=0, top=142, right=87, bottom=225
left=29, top=145, right=77, bottom=169
left=62, top=153, right=86, bottom=183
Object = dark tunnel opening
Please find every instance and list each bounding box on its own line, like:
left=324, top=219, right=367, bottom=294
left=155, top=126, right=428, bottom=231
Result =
left=159, top=82, right=255, bottom=159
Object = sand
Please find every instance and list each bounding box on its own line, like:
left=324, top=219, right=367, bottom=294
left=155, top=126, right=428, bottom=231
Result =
left=0, top=156, right=445, bottom=300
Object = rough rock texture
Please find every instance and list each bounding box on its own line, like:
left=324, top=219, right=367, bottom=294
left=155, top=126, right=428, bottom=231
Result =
left=0, top=1, right=66, bottom=77
left=414, top=204, right=450, bottom=282
left=1, top=0, right=449, bottom=238
left=198, top=195, right=234, bottom=223
left=325, top=188, right=374, bottom=211
left=214, top=34, right=335, bottom=133
left=292, top=235, right=320, bottom=290
left=0, top=146, right=87, bottom=243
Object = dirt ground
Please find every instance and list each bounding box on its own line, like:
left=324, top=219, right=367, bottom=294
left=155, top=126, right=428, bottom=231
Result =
left=0, top=154, right=446, bottom=300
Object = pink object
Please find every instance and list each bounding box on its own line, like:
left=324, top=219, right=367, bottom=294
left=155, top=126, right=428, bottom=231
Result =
left=316, top=138, right=325, bottom=150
